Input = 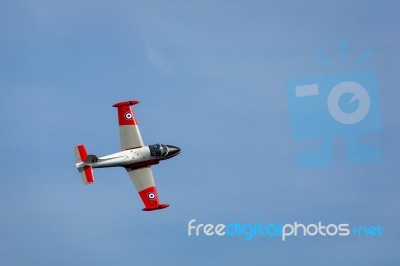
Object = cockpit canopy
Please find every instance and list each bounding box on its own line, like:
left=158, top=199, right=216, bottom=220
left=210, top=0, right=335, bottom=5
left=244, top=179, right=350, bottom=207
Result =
left=149, top=144, right=169, bottom=157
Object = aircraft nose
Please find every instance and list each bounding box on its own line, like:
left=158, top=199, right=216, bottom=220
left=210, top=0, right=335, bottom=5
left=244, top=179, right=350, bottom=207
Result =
left=166, top=145, right=181, bottom=157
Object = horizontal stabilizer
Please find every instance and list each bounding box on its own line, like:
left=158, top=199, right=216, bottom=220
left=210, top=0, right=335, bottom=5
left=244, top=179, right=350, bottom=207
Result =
left=74, top=144, right=95, bottom=184
left=74, top=144, right=88, bottom=163
left=78, top=165, right=94, bottom=184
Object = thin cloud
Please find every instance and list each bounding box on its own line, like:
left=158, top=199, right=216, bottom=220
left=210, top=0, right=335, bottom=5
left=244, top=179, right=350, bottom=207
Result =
left=145, top=44, right=171, bottom=74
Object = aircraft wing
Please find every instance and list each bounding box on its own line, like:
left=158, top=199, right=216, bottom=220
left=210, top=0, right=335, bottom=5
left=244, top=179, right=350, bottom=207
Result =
left=113, top=100, right=144, bottom=150
left=126, top=166, right=169, bottom=211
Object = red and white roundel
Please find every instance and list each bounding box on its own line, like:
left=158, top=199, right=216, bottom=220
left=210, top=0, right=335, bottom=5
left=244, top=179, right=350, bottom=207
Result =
left=124, top=112, right=133, bottom=120
left=147, top=192, right=156, bottom=200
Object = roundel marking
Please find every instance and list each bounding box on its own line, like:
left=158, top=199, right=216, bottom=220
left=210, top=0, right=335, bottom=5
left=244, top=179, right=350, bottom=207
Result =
left=147, top=192, right=156, bottom=200
left=124, top=112, right=133, bottom=120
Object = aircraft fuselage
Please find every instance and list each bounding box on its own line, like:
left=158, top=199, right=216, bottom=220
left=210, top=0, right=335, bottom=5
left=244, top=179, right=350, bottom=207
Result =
left=75, top=144, right=180, bottom=170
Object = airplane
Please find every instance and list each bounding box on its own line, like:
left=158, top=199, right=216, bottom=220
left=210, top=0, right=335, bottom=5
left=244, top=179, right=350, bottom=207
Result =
left=73, top=99, right=180, bottom=211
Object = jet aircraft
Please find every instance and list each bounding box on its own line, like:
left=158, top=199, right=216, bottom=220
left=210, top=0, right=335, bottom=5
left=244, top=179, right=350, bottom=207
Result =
left=74, top=100, right=180, bottom=211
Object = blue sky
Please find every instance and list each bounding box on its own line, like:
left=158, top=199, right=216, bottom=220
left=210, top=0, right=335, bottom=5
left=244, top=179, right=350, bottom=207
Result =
left=1, top=0, right=399, bottom=265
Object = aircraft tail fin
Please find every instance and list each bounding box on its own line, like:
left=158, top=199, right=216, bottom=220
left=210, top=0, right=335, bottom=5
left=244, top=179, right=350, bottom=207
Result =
left=74, top=145, right=95, bottom=184
left=84, top=154, right=99, bottom=164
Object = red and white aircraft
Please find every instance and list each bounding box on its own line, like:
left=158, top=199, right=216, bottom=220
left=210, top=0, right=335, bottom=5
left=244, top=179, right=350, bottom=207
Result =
left=73, top=100, right=180, bottom=211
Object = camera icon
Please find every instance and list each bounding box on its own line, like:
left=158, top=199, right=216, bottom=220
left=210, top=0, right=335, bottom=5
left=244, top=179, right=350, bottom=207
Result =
left=287, top=69, right=381, bottom=167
